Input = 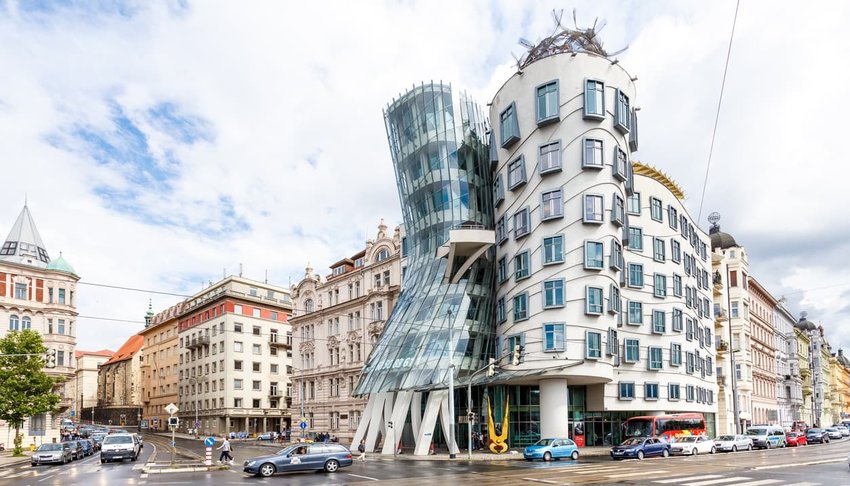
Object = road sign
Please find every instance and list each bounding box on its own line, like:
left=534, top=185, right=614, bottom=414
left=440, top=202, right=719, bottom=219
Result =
left=165, top=403, right=179, bottom=415
left=299, top=421, right=307, bottom=430
left=204, top=437, right=215, bottom=447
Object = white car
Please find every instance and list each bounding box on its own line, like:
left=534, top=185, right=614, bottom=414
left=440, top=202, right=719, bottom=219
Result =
left=834, top=425, right=850, bottom=437
left=100, top=433, right=140, bottom=463
left=670, top=436, right=716, bottom=455
left=713, top=434, right=753, bottom=453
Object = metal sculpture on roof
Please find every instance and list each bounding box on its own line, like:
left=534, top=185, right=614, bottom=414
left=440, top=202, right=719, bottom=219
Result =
left=516, top=9, right=628, bottom=71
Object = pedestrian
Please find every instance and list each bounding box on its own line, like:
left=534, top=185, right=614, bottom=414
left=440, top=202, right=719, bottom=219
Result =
left=217, top=437, right=234, bottom=464
left=357, top=439, right=366, bottom=462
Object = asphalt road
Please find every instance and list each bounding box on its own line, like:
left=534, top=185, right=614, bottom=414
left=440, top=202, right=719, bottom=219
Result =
left=0, top=435, right=847, bottom=485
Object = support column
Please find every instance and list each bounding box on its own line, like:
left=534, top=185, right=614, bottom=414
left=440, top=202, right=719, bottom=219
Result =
left=539, top=379, right=569, bottom=438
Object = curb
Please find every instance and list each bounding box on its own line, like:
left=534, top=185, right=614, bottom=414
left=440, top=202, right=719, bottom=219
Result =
left=0, top=457, right=30, bottom=469
left=142, top=464, right=231, bottom=474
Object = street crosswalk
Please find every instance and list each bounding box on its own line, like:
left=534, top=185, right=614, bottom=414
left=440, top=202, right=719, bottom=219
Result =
left=652, top=475, right=819, bottom=486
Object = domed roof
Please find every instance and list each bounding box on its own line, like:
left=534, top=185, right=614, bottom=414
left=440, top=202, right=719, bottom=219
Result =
left=837, top=349, right=850, bottom=367
left=709, top=224, right=738, bottom=250
left=795, top=314, right=817, bottom=331
left=46, top=253, right=77, bottom=276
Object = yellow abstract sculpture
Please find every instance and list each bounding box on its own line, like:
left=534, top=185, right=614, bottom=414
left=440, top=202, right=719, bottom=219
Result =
left=487, top=395, right=510, bottom=453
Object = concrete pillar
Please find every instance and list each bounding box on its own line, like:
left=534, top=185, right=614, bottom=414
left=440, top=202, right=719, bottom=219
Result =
left=539, top=379, right=569, bottom=438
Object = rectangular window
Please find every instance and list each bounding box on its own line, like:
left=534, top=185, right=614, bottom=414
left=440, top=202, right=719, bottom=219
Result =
left=626, top=192, right=641, bottom=215
left=671, top=240, right=681, bottom=263
left=652, top=310, right=666, bottom=334
left=252, top=343, right=261, bottom=355
left=541, top=189, right=563, bottom=220
left=542, top=235, right=564, bottom=265
left=536, top=80, right=559, bottom=124
left=57, top=319, right=65, bottom=334
left=233, top=341, right=243, bottom=353
left=650, top=197, right=663, bottom=222
left=731, top=301, right=739, bottom=318
left=543, top=279, right=565, bottom=308
left=583, top=194, right=604, bottom=223
left=686, top=385, right=695, bottom=402
left=586, top=331, right=602, bottom=359
left=645, top=383, right=659, bottom=400
left=668, top=206, right=679, bottom=230
left=514, top=251, right=530, bottom=281
left=673, top=274, right=683, bottom=297
left=57, top=288, right=65, bottom=304
left=513, top=293, right=528, bottom=322
left=627, top=227, right=643, bottom=250
left=584, top=79, right=605, bottom=119
left=612, top=148, right=628, bottom=181
left=686, top=352, right=695, bottom=374
left=497, top=257, right=509, bottom=283
left=499, top=102, right=520, bottom=148
left=539, top=141, right=561, bottom=174
left=618, top=382, right=635, bottom=400
left=672, top=308, right=683, bottom=332
left=543, top=323, right=565, bottom=352
left=585, top=286, right=603, bottom=315
left=507, top=156, right=527, bottom=189
left=653, top=238, right=666, bottom=262
left=653, top=273, right=667, bottom=298
left=671, top=343, right=682, bottom=366
left=627, top=301, right=643, bottom=325
left=628, top=263, right=644, bottom=288
left=496, top=216, right=507, bottom=244
left=648, top=347, right=663, bottom=370
left=582, top=138, right=604, bottom=169
left=608, top=284, right=621, bottom=314
left=584, top=241, right=604, bottom=269
left=612, top=194, right=625, bottom=226
left=234, top=379, right=243, bottom=390
left=513, top=208, right=530, bottom=238
left=496, top=297, right=506, bottom=323
left=614, top=89, right=631, bottom=133
left=234, top=360, right=243, bottom=371
left=610, top=241, right=623, bottom=270
left=624, top=338, right=640, bottom=363
left=669, top=383, right=681, bottom=400
left=493, top=174, right=505, bottom=206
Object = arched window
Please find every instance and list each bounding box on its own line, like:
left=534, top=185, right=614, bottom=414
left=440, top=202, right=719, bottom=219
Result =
left=9, top=315, right=19, bottom=331
left=304, top=299, right=314, bottom=313
left=375, top=248, right=390, bottom=262
left=21, top=316, right=31, bottom=330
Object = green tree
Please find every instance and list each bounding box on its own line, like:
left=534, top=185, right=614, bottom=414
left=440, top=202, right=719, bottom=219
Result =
left=0, top=330, right=60, bottom=456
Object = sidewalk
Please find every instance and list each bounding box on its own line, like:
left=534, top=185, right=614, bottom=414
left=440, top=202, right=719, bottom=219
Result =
left=0, top=451, right=32, bottom=469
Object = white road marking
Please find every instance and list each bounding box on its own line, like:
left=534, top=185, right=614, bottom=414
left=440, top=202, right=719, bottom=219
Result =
left=753, top=457, right=846, bottom=470
left=685, top=478, right=753, bottom=486
left=782, top=483, right=821, bottom=486
left=521, top=478, right=561, bottom=484
left=573, top=466, right=628, bottom=474
left=348, top=473, right=380, bottom=481
left=604, top=469, right=670, bottom=479
left=140, top=473, right=148, bottom=478
left=655, top=475, right=723, bottom=484
left=732, top=481, right=783, bottom=486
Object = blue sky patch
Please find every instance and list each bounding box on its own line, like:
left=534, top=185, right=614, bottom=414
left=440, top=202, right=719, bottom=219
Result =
left=147, top=101, right=214, bottom=144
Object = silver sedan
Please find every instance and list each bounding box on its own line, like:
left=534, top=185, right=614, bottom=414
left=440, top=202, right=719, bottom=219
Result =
left=713, top=434, right=753, bottom=452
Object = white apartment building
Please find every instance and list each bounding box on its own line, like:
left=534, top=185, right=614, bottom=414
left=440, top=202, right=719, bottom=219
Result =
left=75, top=349, right=114, bottom=413
left=774, top=300, right=803, bottom=427
left=176, top=276, right=293, bottom=437
left=291, top=221, right=403, bottom=443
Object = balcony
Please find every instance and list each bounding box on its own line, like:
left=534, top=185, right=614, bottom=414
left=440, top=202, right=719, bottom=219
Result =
left=186, top=335, right=211, bottom=349
left=58, top=398, right=73, bottom=409
left=802, top=385, right=813, bottom=396
left=716, top=340, right=729, bottom=354
left=268, top=335, right=291, bottom=349
left=800, top=368, right=811, bottom=378
left=713, top=271, right=723, bottom=295
left=717, top=374, right=726, bottom=387
left=269, top=389, right=283, bottom=398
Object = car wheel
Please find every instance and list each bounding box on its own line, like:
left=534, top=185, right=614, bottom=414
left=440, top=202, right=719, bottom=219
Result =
left=710, top=446, right=716, bottom=454
left=747, top=444, right=752, bottom=451
left=732, top=445, right=737, bottom=453
left=691, top=448, right=698, bottom=456
left=101, top=459, right=106, bottom=464
left=571, top=450, right=579, bottom=460
left=637, top=450, right=645, bottom=460
left=324, top=459, right=340, bottom=473
left=662, top=449, right=669, bottom=458
left=543, top=452, right=552, bottom=462
left=259, top=463, right=276, bottom=477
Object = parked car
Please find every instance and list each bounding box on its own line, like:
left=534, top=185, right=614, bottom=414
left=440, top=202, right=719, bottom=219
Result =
left=806, top=428, right=830, bottom=444
left=100, top=433, right=140, bottom=463
left=834, top=425, right=850, bottom=437
left=243, top=443, right=353, bottom=477
left=713, top=435, right=753, bottom=453
left=65, top=440, right=84, bottom=460
left=92, top=435, right=105, bottom=451
left=523, top=438, right=579, bottom=461
left=256, top=432, right=277, bottom=441
left=610, top=437, right=670, bottom=460
left=78, top=439, right=93, bottom=457
left=786, top=431, right=807, bottom=447
left=825, top=427, right=843, bottom=439
left=746, top=425, right=786, bottom=449
left=31, top=443, right=73, bottom=466
left=670, top=436, right=716, bottom=455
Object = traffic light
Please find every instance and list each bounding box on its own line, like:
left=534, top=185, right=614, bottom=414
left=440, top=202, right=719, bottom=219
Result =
left=512, top=344, right=522, bottom=366
left=168, top=416, right=179, bottom=427
left=44, top=349, right=56, bottom=368
left=467, top=412, right=476, bottom=424
left=487, top=358, right=496, bottom=377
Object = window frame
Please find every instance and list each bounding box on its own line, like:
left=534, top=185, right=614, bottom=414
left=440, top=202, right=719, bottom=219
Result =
left=652, top=310, right=666, bottom=334
left=542, top=235, right=564, bottom=265
left=648, top=346, right=663, bottom=370
left=536, top=80, right=560, bottom=125
left=540, top=189, right=564, bottom=221
left=513, top=207, right=531, bottom=239
left=613, top=146, right=628, bottom=181
left=585, top=331, right=602, bottom=359
left=507, top=155, right=527, bottom=190
left=583, top=194, right=604, bottom=224
left=614, top=89, right=631, bottom=133
left=583, top=79, right=605, bottom=120
left=618, top=381, right=635, bottom=400
left=514, top=250, right=531, bottom=281
left=585, top=286, right=604, bottom=315
left=493, top=174, right=505, bottom=206
left=653, top=273, right=667, bottom=298
left=513, top=292, right=529, bottom=322
left=627, top=263, right=644, bottom=288
left=650, top=197, right=663, bottom=222
left=538, top=140, right=562, bottom=174
left=626, top=192, right=641, bottom=215
left=611, top=194, right=625, bottom=226
left=653, top=238, right=666, bottom=262
left=499, top=102, right=520, bottom=148
left=584, top=240, right=604, bottom=270
left=645, top=382, right=659, bottom=400
left=582, top=138, right=604, bottom=169
left=543, top=323, right=565, bottom=352
left=543, top=279, right=565, bottom=309
left=627, top=301, right=643, bottom=325
left=627, top=226, right=643, bottom=250
left=624, top=338, right=640, bottom=363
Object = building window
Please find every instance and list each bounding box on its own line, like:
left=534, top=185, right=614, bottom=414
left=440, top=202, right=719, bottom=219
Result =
left=539, top=141, right=561, bottom=174
left=618, top=382, right=635, bottom=400
left=543, top=279, right=565, bottom=308
left=626, top=192, right=641, bottom=215
left=648, top=347, right=663, bottom=370
left=583, top=138, right=603, bottom=169
left=584, top=241, right=604, bottom=270
left=731, top=301, right=739, bottom=318
left=508, top=156, right=526, bottom=190
left=686, top=385, right=695, bottom=402
left=610, top=241, right=623, bottom=270
left=653, top=274, right=667, bottom=298
left=234, top=379, right=243, bottom=390
left=583, top=194, right=604, bottom=223
left=536, top=80, right=559, bottom=124
left=513, top=293, right=528, bottom=322
left=624, top=338, right=640, bottom=363
left=645, top=383, right=659, bottom=400
left=541, top=189, right=563, bottom=220
left=672, top=308, right=683, bottom=332
left=8, top=315, right=18, bottom=331
left=234, top=360, right=243, bottom=371
left=612, top=194, right=625, bottom=226
left=14, top=283, right=27, bottom=300
left=627, top=301, right=643, bottom=325
left=670, top=343, right=682, bottom=366
left=584, top=79, right=605, bottom=119
left=233, top=341, right=243, bottom=353
left=543, top=323, right=565, bottom=352
left=653, top=238, right=666, bottom=262
left=614, top=89, right=631, bottom=133
left=586, top=331, right=602, bottom=359
left=668, top=206, right=679, bottom=230
left=252, top=344, right=261, bottom=355
left=493, top=174, right=505, bottom=206
left=613, top=147, right=628, bottom=181
left=585, top=286, right=603, bottom=315
left=673, top=275, right=683, bottom=297
left=627, top=227, right=643, bottom=250
left=496, top=297, right=506, bottom=323
left=652, top=310, right=666, bottom=334
left=496, top=216, right=507, bottom=244
left=608, top=285, right=621, bottom=314
left=671, top=240, right=681, bottom=263
left=513, top=208, right=530, bottom=239
left=669, top=383, right=681, bottom=400
left=497, top=257, right=509, bottom=283
left=234, top=323, right=243, bottom=333
left=499, top=102, right=520, bottom=148
left=514, top=251, right=530, bottom=281
left=542, top=235, right=564, bottom=265
left=252, top=380, right=261, bottom=391
left=628, top=263, right=644, bottom=288
left=650, top=197, right=663, bottom=222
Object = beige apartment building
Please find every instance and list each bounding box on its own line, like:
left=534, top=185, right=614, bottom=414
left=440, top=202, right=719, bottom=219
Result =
left=290, top=221, right=403, bottom=443
left=176, top=276, right=293, bottom=437
left=140, top=301, right=183, bottom=431
left=75, top=349, right=113, bottom=420
left=748, top=278, right=778, bottom=425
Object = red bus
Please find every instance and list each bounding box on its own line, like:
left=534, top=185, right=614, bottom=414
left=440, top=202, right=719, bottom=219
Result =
left=622, top=413, right=706, bottom=441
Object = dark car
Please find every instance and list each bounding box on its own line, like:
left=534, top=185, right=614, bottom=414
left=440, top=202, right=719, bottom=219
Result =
left=243, top=443, right=353, bottom=477
left=786, top=431, right=807, bottom=447
left=806, top=428, right=830, bottom=444
left=78, top=439, right=93, bottom=457
left=66, top=440, right=84, bottom=460
left=31, top=443, right=73, bottom=466
left=610, top=437, right=670, bottom=460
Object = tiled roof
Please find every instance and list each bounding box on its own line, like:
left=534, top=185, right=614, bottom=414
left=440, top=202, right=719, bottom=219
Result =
left=101, top=335, right=144, bottom=366
left=75, top=349, right=114, bottom=359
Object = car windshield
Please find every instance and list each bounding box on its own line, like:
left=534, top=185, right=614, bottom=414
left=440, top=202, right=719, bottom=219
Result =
left=826, top=428, right=838, bottom=431
left=533, top=439, right=556, bottom=446
left=676, top=437, right=697, bottom=443
left=37, top=444, right=63, bottom=451
left=808, top=428, right=822, bottom=433
left=715, top=435, right=734, bottom=441
left=103, top=436, right=133, bottom=444
left=276, top=445, right=304, bottom=456
left=619, top=438, right=642, bottom=446
left=746, top=429, right=766, bottom=436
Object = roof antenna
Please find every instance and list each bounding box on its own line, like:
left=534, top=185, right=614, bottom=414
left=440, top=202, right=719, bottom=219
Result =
left=265, top=269, right=268, bottom=284
left=239, top=263, right=243, bottom=277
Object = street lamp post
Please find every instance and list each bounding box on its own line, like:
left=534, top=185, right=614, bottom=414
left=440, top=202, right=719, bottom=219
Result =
left=446, top=309, right=457, bottom=459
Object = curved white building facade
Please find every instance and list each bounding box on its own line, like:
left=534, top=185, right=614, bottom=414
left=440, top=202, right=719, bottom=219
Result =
left=489, top=51, right=718, bottom=444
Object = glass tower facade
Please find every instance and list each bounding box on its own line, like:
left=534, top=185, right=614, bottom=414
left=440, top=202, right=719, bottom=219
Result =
left=354, top=82, right=496, bottom=394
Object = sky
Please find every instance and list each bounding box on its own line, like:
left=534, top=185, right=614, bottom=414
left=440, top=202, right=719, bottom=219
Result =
left=0, top=0, right=848, bottom=355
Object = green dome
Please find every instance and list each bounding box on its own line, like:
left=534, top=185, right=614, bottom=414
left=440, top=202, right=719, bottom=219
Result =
left=46, top=254, right=78, bottom=276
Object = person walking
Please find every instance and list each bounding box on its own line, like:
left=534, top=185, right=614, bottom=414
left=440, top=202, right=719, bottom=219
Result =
left=357, top=439, right=367, bottom=462
left=217, top=436, right=234, bottom=465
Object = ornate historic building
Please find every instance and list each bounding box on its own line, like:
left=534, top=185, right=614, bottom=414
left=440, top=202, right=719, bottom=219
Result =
left=140, top=300, right=182, bottom=431
left=96, top=334, right=144, bottom=425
